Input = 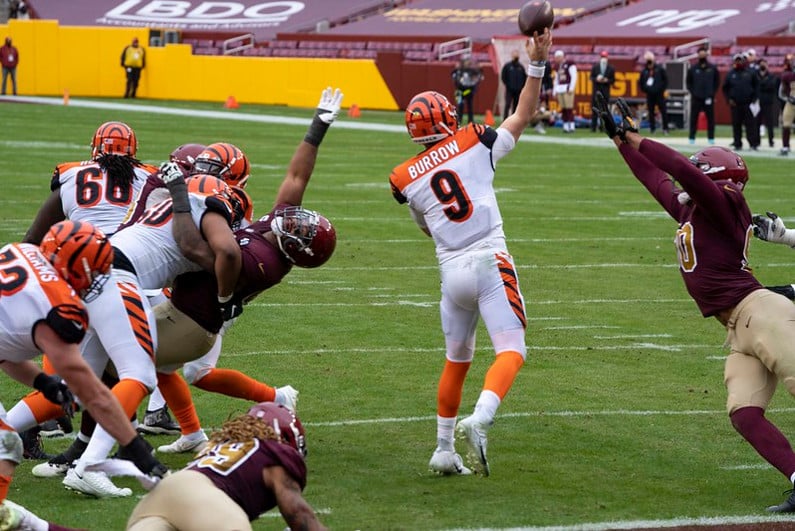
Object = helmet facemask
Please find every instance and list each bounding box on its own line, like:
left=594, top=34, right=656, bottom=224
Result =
left=271, top=206, right=319, bottom=264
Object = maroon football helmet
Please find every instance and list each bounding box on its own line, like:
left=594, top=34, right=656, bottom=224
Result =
left=169, top=143, right=206, bottom=174
left=247, top=402, right=307, bottom=457
left=689, top=147, right=749, bottom=187
left=271, top=206, right=336, bottom=268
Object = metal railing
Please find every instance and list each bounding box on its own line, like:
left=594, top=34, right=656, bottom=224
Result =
left=222, top=34, right=256, bottom=55
left=437, top=37, right=472, bottom=61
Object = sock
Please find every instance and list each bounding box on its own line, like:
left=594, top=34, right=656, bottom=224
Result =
left=193, top=368, right=275, bottom=402
left=147, top=387, right=166, bottom=412
left=79, top=411, right=97, bottom=440
left=18, top=391, right=62, bottom=426
left=784, top=128, right=791, bottom=148
left=75, top=425, right=119, bottom=471
left=483, top=350, right=524, bottom=400
left=473, top=390, right=500, bottom=423
left=157, top=372, right=201, bottom=435
left=436, top=359, right=470, bottom=418
left=111, top=379, right=149, bottom=418
left=5, top=401, right=37, bottom=432
left=436, top=416, right=456, bottom=451
left=41, top=355, right=55, bottom=375
left=0, top=474, right=9, bottom=502
left=730, top=406, right=795, bottom=479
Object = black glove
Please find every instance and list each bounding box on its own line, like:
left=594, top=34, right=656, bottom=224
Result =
left=767, top=285, right=795, bottom=300
left=121, top=435, right=169, bottom=478
left=218, top=294, right=243, bottom=322
left=593, top=92, right=619, bottom=139
left=33, top=373, right=75, bottom=417
left=615, top=98, right=639, bottom=135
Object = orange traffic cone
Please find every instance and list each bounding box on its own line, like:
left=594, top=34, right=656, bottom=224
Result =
left=224, top=95, right=239, bottom=109
left=347, top=104, right=361, bottom=118
left=63, top=89, right=70, bottom=106
left=484, top=109, right=495, bottom=126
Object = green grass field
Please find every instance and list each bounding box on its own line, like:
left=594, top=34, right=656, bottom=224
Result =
left=1, top=97, right=795, bottom=530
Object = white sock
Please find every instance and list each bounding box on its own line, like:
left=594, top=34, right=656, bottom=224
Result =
left=75, top=425, right=120, bottom=473
left=436, top=416, right=456, bottom=451
left=5, top=401, right=37, bottom=432
left=147, top=387, right=166, bottom=411
left=184, top=429, right=205, bottom=440
left=473, top=390, right=501, bottom=424
left=790, top=471, right=795, bottom=485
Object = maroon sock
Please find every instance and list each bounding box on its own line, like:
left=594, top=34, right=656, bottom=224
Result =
left=730, top=406, right=795, bottom=480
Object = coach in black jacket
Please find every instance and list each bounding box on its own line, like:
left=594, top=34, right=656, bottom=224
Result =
left=686, top=46, right=720, bottom=144
left=722, top=53, right=760, bottom=150
left=590, top=51, right=615, bottom=132
left=639, top=51, right=669, bottom=134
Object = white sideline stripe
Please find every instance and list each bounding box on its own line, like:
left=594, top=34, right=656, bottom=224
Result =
left=721, top=464, right=772, bottom=470
left=444, top=514, right=795, bottom=531
left=260, top=507, right=332, bottom=519
left=303, top=407, right=795, bottom=428
left=248, top=298, right=693, bottom=307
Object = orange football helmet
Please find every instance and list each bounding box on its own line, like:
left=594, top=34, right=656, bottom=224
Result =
left=405, top=91, right=458, bottom=145
left=91, top=121, right=137, bottom=159
left=191, top=142, right=250, bottom=188
left=230, top=186, right=254, bottom=227
left=40, top=221, right=114, bottom=301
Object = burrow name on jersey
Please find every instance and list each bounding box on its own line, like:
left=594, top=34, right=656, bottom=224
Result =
left=407, top=141, right=462, bottom=180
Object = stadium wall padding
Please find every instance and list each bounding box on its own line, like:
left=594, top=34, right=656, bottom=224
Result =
left=0, top=20, right=399, bottom=110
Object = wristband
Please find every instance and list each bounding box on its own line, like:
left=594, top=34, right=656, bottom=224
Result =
left=529, top=60, right=546, bottom=67
left=527, top=64, right=546, bottom=78
left=304, top=115, right=330, bottom=147
left=218, top=294, right=233, bottom=304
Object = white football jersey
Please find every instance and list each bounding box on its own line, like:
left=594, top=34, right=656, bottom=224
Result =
left=109, top=177, right=236, bottom=290
left=390, top=124, right=516, bottom=263
left=54, top=160, right=155, bottom=236
left=0, top=243, right=87, bottom=362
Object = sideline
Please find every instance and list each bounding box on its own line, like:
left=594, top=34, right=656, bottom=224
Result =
left=1, top=96, right=788, bottom=158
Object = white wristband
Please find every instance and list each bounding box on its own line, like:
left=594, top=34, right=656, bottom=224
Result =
left=527, top=64, right=545, bottom=78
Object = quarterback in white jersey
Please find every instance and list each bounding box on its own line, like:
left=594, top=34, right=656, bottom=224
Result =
left=389, top=30, right=552, bottom=477
left=0, top=221, right=167, bottom=512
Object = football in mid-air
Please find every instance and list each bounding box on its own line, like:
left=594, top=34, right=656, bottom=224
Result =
left=518, top=1, right=554, bottom=37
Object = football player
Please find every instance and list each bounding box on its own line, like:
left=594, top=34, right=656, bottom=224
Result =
left=150, top=86, right=341, bottom=453
left=0, top=221, right=167, bottom=510
left=126, top=403, right=326, bottom=531
left=389, top=31, right=551, bottom=477
left=18, top=121, right=156, bottom=457
left=594, top=94, right=795, bottom=513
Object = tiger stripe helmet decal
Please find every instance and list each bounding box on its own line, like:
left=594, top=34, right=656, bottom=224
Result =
left=405, top=91, right=459, bottom=145
left=191, top=142, right=251, bottom=188
left=91, top=121, right=137, bottom=159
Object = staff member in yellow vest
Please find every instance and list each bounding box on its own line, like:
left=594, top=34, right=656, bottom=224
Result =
left=121, top=37, right=145, bottom=99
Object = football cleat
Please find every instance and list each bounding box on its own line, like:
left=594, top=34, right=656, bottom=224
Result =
left=138, top=406, right=181, bottom=436
left=767, top=488, right=795, bottom=513
left=157, top=431, right=208, bottom=454
left=455, top=415, right=493, bottom=477
left=275, top=385, right=299, bottom=413
left=63, top=468, right=132, bottom=498
left=428, top=449, right=472, bottom=476
left=21, top=427, right=53, bottom=460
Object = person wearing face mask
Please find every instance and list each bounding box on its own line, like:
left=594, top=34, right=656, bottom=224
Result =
left=638, top=51, right=669, bottom=135
left=501, top=49, right=527, bottom=119
left=722, top=53, right=760, bottom=151
left=590, top=51, right=615, bottom=132
left=756, top=59, right=780, bottom=149
left=685, top=46, right=720, bottom=145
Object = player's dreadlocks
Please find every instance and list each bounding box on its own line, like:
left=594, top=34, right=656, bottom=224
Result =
left=208, top=414, right=280, bottom=445
left=95, top=153, right=140, bottom=191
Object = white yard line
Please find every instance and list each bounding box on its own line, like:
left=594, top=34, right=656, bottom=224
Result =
left=443, top=514, right=795, bottom=530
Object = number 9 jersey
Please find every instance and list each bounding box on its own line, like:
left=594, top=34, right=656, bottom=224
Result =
left=389, top=123, right=517, bottom=263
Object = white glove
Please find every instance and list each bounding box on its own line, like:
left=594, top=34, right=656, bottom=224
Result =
left=316, top=87, right=344, bottom=124
left=753, top=211, right=795, bottom=247
left=159, top=161, right=184, bottom=185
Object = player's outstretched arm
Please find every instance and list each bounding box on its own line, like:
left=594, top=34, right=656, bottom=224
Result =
left=274, top=87, right=343, bottom=207
left=500, top=29, right=551, bottom=141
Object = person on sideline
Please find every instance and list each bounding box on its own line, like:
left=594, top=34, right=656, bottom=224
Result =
left=639, top=51, right=669, bottom=135
left=590, top=50, right=615, bottom=132
left=0, top=36, right=18, bottom=95
left=389, top=28, right=552, bottom=477
left=501, top=49, right=527, bottom=119
left=686, top=46, right=720, bottom=144
left=594, top=93, right=795, bottom=514
left=552, top=49, right=577, bottom=133
left=121, top=37, right=145, bottom=98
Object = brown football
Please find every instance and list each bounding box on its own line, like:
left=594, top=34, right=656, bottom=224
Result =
left=518, top=1, right=554, bottom=37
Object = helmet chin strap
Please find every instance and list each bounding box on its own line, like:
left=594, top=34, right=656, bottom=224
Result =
left=270, top=216, right=295, bottom=263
